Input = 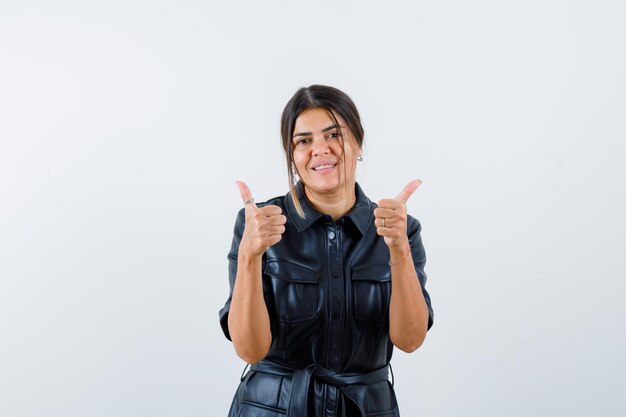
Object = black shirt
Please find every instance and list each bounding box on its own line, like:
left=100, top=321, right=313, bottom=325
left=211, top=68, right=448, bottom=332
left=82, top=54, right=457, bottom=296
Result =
left=219, top=182, right=434, bottom=417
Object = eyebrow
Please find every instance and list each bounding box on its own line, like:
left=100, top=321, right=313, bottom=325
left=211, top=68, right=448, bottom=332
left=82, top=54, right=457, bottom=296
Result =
left=293, top=124, right=342, bottom=138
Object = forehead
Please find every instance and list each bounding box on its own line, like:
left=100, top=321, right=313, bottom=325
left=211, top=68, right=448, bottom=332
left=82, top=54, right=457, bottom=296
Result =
left=293, top=108, right=345, bottom=133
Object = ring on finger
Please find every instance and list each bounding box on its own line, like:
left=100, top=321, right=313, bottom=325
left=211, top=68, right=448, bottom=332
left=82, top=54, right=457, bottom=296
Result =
left=382, top=218, right=386, bottom=228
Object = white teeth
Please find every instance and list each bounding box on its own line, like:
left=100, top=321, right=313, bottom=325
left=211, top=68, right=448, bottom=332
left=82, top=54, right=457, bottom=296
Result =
left=314, top=164, right=335, bottom=171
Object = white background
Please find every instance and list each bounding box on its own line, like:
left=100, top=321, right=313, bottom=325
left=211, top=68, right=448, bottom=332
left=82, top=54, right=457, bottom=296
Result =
left=1, top=0, right=625, bottom=416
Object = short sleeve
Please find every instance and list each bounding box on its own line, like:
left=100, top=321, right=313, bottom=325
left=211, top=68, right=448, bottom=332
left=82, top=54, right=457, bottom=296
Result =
left=407, top=215, right=434, bottom=331
left=218, top=208, right=246, bottom=341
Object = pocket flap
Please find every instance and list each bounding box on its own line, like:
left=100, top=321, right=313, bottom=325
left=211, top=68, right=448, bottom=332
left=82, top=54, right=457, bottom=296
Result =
left=351, top=262, right=391, bottom=282
left=264, top=260, right=319, bottom=283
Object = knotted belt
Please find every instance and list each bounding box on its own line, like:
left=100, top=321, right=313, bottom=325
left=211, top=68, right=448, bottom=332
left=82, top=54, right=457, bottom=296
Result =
left=248, top=359, right=390, bottom=416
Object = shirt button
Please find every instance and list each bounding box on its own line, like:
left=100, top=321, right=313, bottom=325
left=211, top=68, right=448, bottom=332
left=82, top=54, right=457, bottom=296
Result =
left=326, top=401, right=335, bottom=411
left=328, top=231, right=336, bottom=239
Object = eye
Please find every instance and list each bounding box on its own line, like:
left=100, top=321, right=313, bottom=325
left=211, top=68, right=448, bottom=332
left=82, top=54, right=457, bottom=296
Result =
left=295, top=138, right=311, bottom=146
left=327, top=131, right=341, bottom=140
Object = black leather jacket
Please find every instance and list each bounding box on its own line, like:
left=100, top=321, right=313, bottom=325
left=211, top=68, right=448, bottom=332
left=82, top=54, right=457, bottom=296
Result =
left=219, top=182, right=434, bottom=417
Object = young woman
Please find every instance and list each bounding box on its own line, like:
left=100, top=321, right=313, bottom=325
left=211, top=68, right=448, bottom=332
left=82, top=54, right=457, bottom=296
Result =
left=219, top=85, right=434, bottom=417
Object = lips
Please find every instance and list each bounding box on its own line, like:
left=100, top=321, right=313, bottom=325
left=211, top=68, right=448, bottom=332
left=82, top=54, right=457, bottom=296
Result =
left=313, top=164, right=336, bottom=171
left=311, top=161, right=337, bottom=171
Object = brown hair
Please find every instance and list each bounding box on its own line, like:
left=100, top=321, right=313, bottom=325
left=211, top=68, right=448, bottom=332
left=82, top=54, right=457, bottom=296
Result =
left=280, top=85, right=365, bottom=218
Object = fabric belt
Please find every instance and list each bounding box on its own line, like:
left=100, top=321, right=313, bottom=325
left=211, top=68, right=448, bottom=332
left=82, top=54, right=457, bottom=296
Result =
left=249, top=359, right=390, bottom=416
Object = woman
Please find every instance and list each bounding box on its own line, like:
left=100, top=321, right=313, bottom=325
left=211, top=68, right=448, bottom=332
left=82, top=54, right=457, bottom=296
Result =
left=219, top=85, right=434, bottom=417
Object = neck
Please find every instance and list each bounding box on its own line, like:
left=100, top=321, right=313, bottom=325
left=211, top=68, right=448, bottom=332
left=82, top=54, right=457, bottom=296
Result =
left=303, top=182, right=357, bottom=221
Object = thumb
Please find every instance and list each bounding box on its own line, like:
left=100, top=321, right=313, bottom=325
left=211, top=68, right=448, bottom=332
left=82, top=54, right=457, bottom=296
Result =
left=235, top=180, right=257, bottom=209
left=395, top=179, right=422, bottom=202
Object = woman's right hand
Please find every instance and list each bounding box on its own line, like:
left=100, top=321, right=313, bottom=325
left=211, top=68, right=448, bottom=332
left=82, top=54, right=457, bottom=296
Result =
left=236, top=180, right=287, bottom=257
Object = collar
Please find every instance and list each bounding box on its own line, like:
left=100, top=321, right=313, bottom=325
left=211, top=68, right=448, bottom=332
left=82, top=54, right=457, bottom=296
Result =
left=285, top=181, right=373, bottom=235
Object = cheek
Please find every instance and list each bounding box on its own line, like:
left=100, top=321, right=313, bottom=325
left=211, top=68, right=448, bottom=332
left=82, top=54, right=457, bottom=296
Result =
left=293, top=153, right=308, bottom=172
left=330, top=142, right=346, bottom=157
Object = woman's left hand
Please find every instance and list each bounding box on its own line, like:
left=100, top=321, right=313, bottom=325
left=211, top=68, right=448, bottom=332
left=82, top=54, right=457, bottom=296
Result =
left=374, top=179, right=422, bottom=250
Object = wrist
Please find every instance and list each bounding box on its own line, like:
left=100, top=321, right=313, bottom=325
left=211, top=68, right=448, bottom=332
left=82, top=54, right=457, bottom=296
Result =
left=389, top=239, right=409, bottom=255
left=389, top=242, right=411, bottom=266
left=238, top=245, right=263, bottom=263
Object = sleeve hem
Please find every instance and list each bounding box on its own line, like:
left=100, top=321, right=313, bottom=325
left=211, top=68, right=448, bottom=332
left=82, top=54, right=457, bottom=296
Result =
left=218, top=303, right=232, bottom=341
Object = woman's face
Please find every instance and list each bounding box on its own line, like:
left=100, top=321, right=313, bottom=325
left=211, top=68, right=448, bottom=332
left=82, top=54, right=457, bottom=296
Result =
left=291, top=108, right=360, bottom=197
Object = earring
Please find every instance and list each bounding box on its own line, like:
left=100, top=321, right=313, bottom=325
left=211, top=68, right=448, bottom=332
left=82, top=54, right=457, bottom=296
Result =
left=357, top=154, right=363, bottom=162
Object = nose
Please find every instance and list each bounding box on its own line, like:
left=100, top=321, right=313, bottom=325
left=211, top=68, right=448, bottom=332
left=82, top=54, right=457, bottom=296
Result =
left=311, top=136, right=330, bottom=156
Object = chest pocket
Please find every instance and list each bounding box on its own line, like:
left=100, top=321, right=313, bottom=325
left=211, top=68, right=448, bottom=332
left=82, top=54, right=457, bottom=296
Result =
left=264, top=259, right=319, bottom=323
left=351, top=263, right=391, bottom=323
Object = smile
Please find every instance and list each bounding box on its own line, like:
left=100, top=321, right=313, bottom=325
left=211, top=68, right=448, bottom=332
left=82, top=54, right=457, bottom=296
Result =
left=313, top=164, right=336, bottom=171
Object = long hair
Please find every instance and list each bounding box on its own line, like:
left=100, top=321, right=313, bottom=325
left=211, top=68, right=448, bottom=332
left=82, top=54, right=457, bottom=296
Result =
left=280, top=85, right=364, bottom=218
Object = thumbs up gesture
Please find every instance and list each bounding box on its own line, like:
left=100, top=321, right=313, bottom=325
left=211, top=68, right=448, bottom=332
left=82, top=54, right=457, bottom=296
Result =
left=236, top=181, right=287, bottom=257
left=374, top=179, right=422, bottom=250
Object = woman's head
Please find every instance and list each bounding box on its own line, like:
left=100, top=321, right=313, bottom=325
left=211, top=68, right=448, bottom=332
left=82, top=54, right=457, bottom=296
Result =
left=280, top=85, right=364, bottom=217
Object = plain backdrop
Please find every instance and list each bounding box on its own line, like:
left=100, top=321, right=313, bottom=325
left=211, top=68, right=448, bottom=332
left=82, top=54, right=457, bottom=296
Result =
left=1, top=0, right=625, bottom=416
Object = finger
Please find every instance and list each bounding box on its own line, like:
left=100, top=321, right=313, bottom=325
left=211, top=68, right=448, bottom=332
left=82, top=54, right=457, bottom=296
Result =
left=258, top=222, right=286, bottom=234
left=376, top=226, right=397, bottom=238
left=395, top=179, right=422, bottom=202
left=258, top=205, right=283, bottom=217
left=267, top=214, right=287, bottom=226
left=377, top=199, right=404, bottom=210
left=235, top=180, right=257, bottom=209
left=375, top=217, right=395, bottom=228
left=265, top=225, right=286, bottom=236
left=374, top=207, right=398, bottom=219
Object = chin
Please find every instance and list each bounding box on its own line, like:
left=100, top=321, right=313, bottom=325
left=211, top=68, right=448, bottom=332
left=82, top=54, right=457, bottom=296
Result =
left=307, top=181, right=344, bottom=194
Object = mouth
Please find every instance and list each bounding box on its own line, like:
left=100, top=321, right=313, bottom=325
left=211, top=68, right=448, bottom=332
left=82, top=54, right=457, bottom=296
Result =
left=311, top=163, right=337, bottom=173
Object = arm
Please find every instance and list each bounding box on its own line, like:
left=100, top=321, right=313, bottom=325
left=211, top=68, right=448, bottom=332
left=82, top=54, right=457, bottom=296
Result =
left=228, top=247, right=272, bottom=364
left=387, top=223, right=431, bottom=352
left=375, top=180, right=433, bottom=353
left=222, top=181, right=286, bottom=363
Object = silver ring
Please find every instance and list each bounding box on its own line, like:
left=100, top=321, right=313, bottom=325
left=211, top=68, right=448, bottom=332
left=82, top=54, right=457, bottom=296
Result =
left=382, top=218, right=385, bottom=228
left=244, top=198, right=254, bottom=205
